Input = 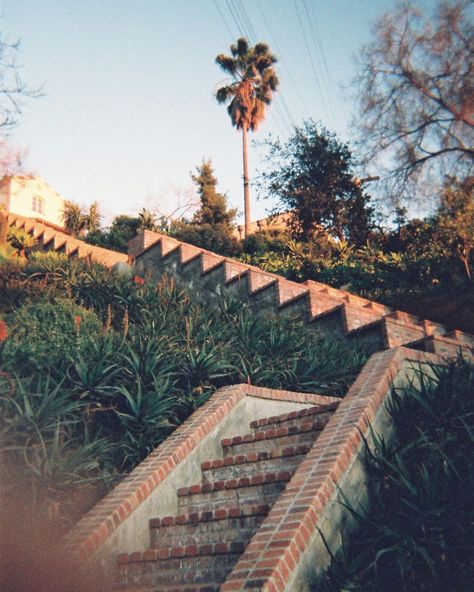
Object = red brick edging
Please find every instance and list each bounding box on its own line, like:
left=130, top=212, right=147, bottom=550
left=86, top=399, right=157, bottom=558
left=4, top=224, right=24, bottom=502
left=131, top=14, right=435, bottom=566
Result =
left=64, top=385, right=335, bottom=560
left=220, top=347, right=442, bottom=591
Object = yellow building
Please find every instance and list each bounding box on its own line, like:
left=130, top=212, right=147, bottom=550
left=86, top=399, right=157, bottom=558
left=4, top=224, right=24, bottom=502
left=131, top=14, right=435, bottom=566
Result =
left=0, top=175, right=66, bottom=228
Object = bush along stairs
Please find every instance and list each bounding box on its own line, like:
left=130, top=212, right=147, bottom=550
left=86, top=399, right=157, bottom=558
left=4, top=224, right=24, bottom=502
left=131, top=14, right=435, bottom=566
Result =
left=114, top=400, right=338, bottom=591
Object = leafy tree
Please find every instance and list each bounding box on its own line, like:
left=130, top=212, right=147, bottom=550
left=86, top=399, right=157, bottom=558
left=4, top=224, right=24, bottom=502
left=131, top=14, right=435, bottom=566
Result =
left=258, top=120, right=374, bottom=245
left=86, top=215, right=140, bottom=253
left=436, top=177, right=474, bottom=278
left=215, top=37, right=279, bottom=237
left=354, top=0, right=474, bottom=201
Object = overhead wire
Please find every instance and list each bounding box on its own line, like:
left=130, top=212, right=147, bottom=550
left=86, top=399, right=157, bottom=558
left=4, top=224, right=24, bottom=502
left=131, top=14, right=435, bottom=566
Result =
left=302, top=0, right=340, bottom=129
left=233, top=0, right=294, bottom=134
left=292, top=0, right=332, bottom=126
left=213, top=0, right=236, bottom=39
left=255, top=0, right=309, bottom=117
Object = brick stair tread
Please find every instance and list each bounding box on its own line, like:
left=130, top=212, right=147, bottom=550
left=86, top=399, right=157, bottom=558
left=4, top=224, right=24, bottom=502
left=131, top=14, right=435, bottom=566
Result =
left=248, top=402, right=339, bottom=430
left=221, top=419, right=326, bottom=449
left=149, top=504, right=270, bottom=530
left=115, top=585, right=220, bottom=592
left=117, top=541, right=247, bottom=565
left=201, top=445, right=311, bottom=473
left=177, top=471, right=292, bottom=498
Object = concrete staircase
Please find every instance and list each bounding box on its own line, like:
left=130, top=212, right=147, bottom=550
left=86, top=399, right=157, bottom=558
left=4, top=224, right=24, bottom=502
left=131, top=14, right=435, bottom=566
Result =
left=132, top=231, right=474, bottom=359
left=7, top=212, right=127, bottom=267
left=114, top=401, right=338, bottom=591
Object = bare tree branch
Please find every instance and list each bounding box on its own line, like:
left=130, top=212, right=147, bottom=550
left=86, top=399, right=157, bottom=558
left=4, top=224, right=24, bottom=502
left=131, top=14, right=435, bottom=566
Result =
left=353, top=0, right=474, bottom=204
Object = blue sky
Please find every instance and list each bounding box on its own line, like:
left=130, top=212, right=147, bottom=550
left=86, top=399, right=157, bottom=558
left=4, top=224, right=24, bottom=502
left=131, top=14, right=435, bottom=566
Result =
left=1, top=1, right=431, bottom=225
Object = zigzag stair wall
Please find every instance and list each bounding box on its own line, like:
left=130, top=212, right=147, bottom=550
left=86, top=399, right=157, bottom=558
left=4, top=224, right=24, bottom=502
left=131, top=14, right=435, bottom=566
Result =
left=7, top=213, right=128, bottom=267
left=132, top=230, right=474, bottom=359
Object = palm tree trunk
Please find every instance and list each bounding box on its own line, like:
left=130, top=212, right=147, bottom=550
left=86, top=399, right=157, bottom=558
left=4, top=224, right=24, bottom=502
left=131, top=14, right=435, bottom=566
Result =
left=242, top=123, right=251, bottom=237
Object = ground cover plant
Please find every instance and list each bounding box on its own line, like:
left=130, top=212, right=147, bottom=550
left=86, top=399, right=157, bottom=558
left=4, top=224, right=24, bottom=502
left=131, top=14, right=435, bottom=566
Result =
left=0, top=251, right=368, bottom=532
left=318, top=357, right=474, bottom=592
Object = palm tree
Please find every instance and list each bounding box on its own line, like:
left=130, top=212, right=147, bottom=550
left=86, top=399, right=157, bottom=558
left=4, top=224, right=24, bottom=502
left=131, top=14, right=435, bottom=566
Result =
left=62, top=200, right=102, bottom=236
left=215, top=38, right=279, bottom=237
left=137, top=208, right=158, bottom=232
left=62, top=200, right=87, bottom=237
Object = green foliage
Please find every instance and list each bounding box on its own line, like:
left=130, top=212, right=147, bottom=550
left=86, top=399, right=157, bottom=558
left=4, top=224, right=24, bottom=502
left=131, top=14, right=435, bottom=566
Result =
left=258, top=120, right=374, bottom=245
left=170, top=219, right=242, bottom=257
left=86, top=214, right=140, bottom=253
left=62, top=200, right=101, bottom=237
left=0, top=256, right=368, bottom=530
left=7, top=226, right=36, bottom=256
left=319, top=358, right=474, bottom=592
left=191, top=159, right=237, bottom=226
left=2, top=298, right=101, bottom=373
left=171, top=159, right=241, bottom=256
left=436, top=177, right=474, bottom=279
left=215, top=37, right=279, bottom=132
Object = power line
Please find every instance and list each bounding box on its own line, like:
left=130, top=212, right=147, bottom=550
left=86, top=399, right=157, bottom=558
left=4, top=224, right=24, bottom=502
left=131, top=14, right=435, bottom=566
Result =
left=293, top=0, right=332, bottom=125
left=302, top=0, right=339, bottom=129
left=234, top=0, right=294, bottom=133
left=213, top=0, right=236, bottom=39
left=255, top=0, right=309, bottom=117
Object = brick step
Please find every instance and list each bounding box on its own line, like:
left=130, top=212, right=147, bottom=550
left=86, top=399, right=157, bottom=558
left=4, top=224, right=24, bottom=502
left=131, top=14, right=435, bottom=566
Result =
left=201, top=445, right=310, bottom=482
left=221, top=419, right=325, bottom=457
left=114, top=585, right=220, bottom=592
left=116, top=543, right=244, bottom=588
left=249, top=402, right=338, bottom=433
left=177, top=472, right=292, bottom=514
left=149, top=504, right=269, bottom=548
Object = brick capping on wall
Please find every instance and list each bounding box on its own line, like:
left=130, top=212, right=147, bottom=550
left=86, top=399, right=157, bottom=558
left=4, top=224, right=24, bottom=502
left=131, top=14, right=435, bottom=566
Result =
left=64, top=348, right=444, bottom=591
left=220, top=347, right=443, bottom=592
left=64, top=385, right=339, bottom=561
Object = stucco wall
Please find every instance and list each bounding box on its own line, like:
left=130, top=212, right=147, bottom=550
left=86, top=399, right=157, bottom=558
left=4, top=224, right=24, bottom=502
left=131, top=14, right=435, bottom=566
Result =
left=4, top=176, right=65, bottom=227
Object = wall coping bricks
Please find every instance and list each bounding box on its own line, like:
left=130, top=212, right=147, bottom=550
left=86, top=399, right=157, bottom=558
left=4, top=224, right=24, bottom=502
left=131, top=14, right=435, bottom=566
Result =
left=64, top=385, right=338, bottom=561
left=219, top=347, right=444, bottom=591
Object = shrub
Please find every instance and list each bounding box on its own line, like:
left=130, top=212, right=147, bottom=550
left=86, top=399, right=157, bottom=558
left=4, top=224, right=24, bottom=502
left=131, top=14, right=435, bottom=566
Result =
left=319, top=358, right=474, bottom=592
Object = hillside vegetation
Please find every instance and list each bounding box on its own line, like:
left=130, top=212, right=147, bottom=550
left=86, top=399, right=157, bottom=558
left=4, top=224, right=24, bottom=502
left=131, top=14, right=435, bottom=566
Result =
left=0, top=252, right=368, bottom=531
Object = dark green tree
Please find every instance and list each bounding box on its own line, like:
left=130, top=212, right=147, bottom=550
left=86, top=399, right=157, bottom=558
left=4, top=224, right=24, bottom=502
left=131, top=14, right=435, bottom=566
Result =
left=86, top=214, right=140, bottom=253
left=259, top=120, right=374, bottom=245
left=170, top=160, right=241, bottom=256
left=215, top=37, right=279, bottom=237
left=191, top=159, right=237, bottom=226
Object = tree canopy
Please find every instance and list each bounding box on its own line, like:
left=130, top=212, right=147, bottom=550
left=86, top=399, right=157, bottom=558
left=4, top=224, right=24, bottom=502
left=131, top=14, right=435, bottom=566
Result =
left=258, top=121, right=374, bottom=246
left=170, top=159, right=240, bottom=256
left=354, top=0, right=474, bottom=201
left=191, top=159, right=237, bottom=227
